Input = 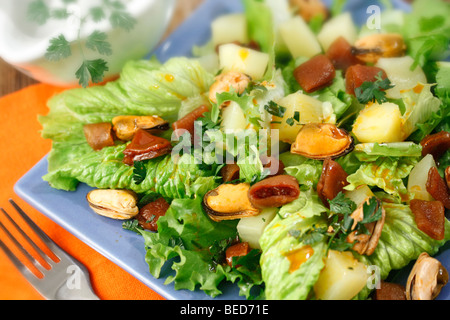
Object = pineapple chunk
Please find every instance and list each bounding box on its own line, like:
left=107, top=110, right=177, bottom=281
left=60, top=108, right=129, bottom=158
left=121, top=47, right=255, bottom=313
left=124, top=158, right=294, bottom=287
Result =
left=211, top=13, right=249, bottom=47
left=344, top=185, right=375, bottom=206
left=278, top=16, right=322, bottom=59
left=219, top=43, right=270, bottom=80
left=376, top=56, right=427, bottom=99
left=352, top=102, right=404, bottom=143
left=237, top=208, right=278, bottom=249
left=271, top=92, right=325, bottom=144
left=407, top=154, right=438, bottom=201
left=221, top=101, right=247, bottom=133
left=314, top=250, right=368, bottom=300
left=317, top=12, right=357, bottom=51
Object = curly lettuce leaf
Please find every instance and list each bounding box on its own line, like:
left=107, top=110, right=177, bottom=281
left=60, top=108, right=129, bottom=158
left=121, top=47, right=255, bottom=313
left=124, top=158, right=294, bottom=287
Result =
left=402, top=0, right=450, bottom=69
left=401, top=83, right=443, bottom=142
left=139, top=197, right=262, bottom=299
left=345, top=156, right=419, bottom=202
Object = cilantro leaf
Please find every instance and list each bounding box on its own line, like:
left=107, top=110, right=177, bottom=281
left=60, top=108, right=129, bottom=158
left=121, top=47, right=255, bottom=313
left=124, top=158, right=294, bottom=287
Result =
left=355, top=72, right=394, bottom=104
left=51, top=8, right=69, bottom=19
left=27, top=0, right=50, bottom=25
left=45, top=35, right=72, bottom=61
left=86, top=31, right=113, bottom=56
left=109, top=11, right=136, bottom=31
left=75, top=59, right=109, bottom=87
left=328, top=192, right=357, bottom=216
left=360, top=197, right=383, bottom=224
left=90, top=7, right=106, bottom=22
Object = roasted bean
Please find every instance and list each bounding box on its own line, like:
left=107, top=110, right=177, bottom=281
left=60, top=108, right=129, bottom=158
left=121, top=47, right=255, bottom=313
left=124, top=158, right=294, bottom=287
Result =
left=225, top=242, right=250, bottom=267
left=345, top=64, right=387, bottom=95
left=326, top=36, right=362, bottom=72
left=317, top=159, right=349, bottom=207
left=137, top=198, right=170, bottom=232
left=410, top=199, right=445, bottom=240
left=293, top=54, right=336, bottom=93
left=221, top=164, right=241, bottom=182
left=123, top=129, right=172, bottom=165
left=83, top=122, right=115, bottom=151
left=420, top=131, right=450, bottom=163
left=426, top=167, right=450, bottom=210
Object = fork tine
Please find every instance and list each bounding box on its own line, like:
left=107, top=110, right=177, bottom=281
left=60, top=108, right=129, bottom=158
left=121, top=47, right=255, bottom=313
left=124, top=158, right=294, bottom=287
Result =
left=0, top=237, right=40, bottom=281
left=1, top=200, right=99, bottom=300
left=4, top=200, right=57, bottom=266
left=0, top=217, right=48, bottom=275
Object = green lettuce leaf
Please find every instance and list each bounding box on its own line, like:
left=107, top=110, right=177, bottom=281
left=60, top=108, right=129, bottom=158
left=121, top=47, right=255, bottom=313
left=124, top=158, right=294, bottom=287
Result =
left=310, top=71, right=354, bottom=119
left=260, top=189, right=328, bottom=300
left=243, top=0, right=276, bottom=80
left=40, top=57, right=216, bottom=194
left=355, top=201, right=450, bottom=299
left=353, top=142, right=423, bottom=162
left=402, top=0, right=450, bottom=69
left=401, top=83, right=443, bottom=142
left=345, top=156, right=419, bottom=202
left=284, top=160, right=323, bottom=189
left=139, top=197, right=263, bottom=299
left=43, top=144, right=215, bottom=199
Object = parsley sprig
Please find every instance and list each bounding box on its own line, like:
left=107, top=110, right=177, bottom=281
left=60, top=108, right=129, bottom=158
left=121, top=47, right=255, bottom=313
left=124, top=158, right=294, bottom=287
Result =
left=327, top=193, right=383, bottom=252
left=355, top=72, right=395, bottom=105
left=289, top=192, right=384, bottom=253
left=28, top=0, right=136, bottom=87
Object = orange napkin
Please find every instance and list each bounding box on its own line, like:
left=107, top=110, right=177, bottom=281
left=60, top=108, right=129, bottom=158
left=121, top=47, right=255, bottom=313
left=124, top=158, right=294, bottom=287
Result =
left=0, top=83, right=164, bottom=300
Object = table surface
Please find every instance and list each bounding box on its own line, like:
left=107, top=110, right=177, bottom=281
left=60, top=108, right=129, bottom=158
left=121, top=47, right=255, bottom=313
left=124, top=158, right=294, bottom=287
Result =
left=0, top=0, right=205, bottom=98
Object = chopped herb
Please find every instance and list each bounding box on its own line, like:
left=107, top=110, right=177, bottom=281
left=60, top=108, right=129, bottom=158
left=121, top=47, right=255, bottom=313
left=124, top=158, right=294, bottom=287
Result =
left=360, top=197, right=383, bottom=225
left=294, top=111, right=300, bottom=122
left=326, top=193, right=383, bottom=252
left=133, top=161, right=147, bottom=185
left=264, top=101, right=286, bottom=118
left=286, top=117, right=295, bottom=126
left=355, top=72, right=394, bottom=104
left=328, top=192, right=357, bottom=217
left=122, top=219, right=142, bottom=234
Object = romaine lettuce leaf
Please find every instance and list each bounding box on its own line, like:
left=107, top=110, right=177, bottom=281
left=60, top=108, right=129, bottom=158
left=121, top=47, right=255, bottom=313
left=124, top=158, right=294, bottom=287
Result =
left=284, top=160, right=323, bottom=189
left=401, top=83, right=443, bottom=142
left=242, top=0, right=276, bottom=80
left=345, top=156, right=419, bottom=202
left=353, top=142, right=423, bottom=162
left=260, top=189, right=328, bottom=300
left=355, top=201, right=450, bottom=299
left=40, top=57, right=216, bottom=195
left=43, top=143, right=216, bottom=199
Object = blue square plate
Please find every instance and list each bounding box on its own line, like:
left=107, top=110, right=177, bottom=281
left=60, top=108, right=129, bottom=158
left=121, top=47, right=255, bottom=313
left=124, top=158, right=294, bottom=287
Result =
left=15, top=0, right=450, bottom=300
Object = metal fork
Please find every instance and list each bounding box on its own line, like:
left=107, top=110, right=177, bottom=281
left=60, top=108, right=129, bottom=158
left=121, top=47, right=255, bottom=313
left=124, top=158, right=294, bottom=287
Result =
left=0, top=199, right=99, bottom=300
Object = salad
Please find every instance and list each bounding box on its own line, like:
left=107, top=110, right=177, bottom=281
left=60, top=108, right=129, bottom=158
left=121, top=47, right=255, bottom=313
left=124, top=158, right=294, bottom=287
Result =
left=38, top=0, right=450, bottom=300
